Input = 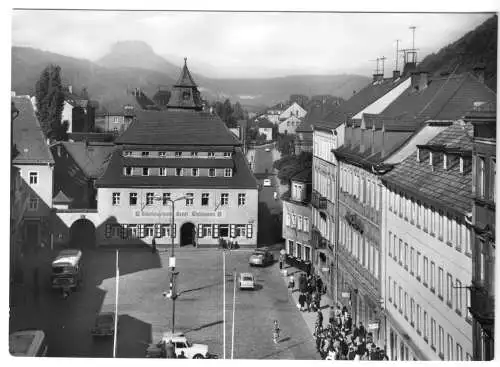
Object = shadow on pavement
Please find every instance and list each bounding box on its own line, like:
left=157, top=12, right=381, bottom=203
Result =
left=117, top=314, right=153, bottom=358
left=258, top=340, right=307, bottom=359
left=184, top=320, right=223, bottom=333
left=257, top=202, right=283, bottom=245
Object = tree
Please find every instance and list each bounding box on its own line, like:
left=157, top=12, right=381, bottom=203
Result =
left=35, top=64, right=67, bottom=141
left=276, top=133, right=295, bottom=157
left=232, top=101, right=245, bottom=121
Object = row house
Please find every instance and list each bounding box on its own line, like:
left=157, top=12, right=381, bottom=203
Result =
left=95, top=61, right=259, bottom=248
left=61, top=85, right=97, bottom=133
left=11, top=95, right=55, bottom=251
left=282, top=170, right=313, bottom=263
left=382, top=123, right=476, bottom=361
left=310, top=70, right=412, bottom=301
left=466, top=103, right=496, bottom=361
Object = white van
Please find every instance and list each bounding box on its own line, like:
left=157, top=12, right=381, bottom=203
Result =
left=9, top=330, right=48, bottom=357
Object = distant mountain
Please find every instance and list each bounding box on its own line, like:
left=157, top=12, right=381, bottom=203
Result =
left=96, top=40, right=181, bottom=78
left=11, top=45, right=370, bottom=111
left=419, top=15, right=497, bottom=90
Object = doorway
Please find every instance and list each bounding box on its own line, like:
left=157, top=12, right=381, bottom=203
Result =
left=180, top=222, right=196, bottom=247
left=69, top=219, right=96, bottom=249
left=25, top=222, right=39, bottom=249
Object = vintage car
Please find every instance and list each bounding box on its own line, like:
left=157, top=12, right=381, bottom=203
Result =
left=249, top=247, right=274, bottom=266
left=263, top=178, right=272, bottom=187
left=239, top=272, right=255, bottom=290
left=146, top=331, right=209, bottom=359
left=91, top=312, right=116, bottom=337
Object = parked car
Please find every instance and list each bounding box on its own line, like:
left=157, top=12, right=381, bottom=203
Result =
left=146, top=331, right=209, bottom=359
left=265, top=147, right=271, bottom=152
left=249, top=248, right=274, bottom=266
left=263, top=179, right=272, bottom=187
left=91, top=312, right=116, bottom=337
left=239, top=272, right=255, bottom=290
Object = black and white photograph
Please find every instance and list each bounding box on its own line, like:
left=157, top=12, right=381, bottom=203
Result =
left=6, top=1, right=498, bottom=362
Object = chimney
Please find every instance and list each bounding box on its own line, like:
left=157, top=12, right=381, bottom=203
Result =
left=11, top=91, right=16, bottom=97
left=403, top=62, right=417, bottom=77
left=68, top=85, right=73, bottom=94
left=372, top=73, right=384, bottom=83
left=392, top=70, right=401, bottom=80
left=473, top=64, right=486, bottom=84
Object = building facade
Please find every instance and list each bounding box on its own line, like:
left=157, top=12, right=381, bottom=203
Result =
left=12, top=95, right=55, bottom=251
left=382, top=123, right=476, bottom=361
left=467, top=104, right=496, bottom=361
left=282, top=170, right=312, bottom=263
left=95, top=62, right=259, bottom=248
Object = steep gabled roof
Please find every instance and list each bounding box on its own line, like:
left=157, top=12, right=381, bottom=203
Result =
left=53, top=190, right=73, bottom=204
left=59, top=142, right=116, bottom=179
left=383, top=123, right=474, bottom=215
left=12, top=96, right=54, bottom=165
left=174, top=58, right=198, bottom=87
left=116, top=110, right=240, bottom=146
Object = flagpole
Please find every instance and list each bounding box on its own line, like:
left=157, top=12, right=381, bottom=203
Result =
left=231, top=271, right=236, bottom=359
left=223, top=250, right=226, bottom=359
left=113, top=249, right=119, bottom=358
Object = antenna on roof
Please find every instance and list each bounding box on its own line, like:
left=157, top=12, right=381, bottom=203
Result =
left=409, top=26, right=418, bottom=64
left=379, top=56, right=387, bottom=76
left=395, top=40, right=401, bottom=72
left=370, top=58, right=380, bottom=74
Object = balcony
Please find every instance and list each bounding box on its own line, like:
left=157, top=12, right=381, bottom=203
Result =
left=311, top=190, right=328, bottom=210
left=470, top=283, right=495, bottom=326
left=311, top=226, right=328, bottom=250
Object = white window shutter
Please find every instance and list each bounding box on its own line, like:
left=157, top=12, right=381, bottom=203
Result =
left=155, top=224, right=161, bottom=238
left=246, top=224, right=253, bottom=238
left=230, top=224, right=236, bottom=238
left=121, top=224, right=128, bottom=239
left=139, top=224, right=145, bottom=238
left=198, top=224, right=203, bottom=238
left=213, top=224, right=219, bottom=238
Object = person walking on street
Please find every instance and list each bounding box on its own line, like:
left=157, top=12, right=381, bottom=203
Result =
left=316, top=309, right=324, bottom=331
left=306, top=291, right=312, bottom=312
left=272, top=320, right=280, bottom=344
left=288, top=275, right=295, bottom=291
left=298, top=292, right=306, bottom=312
left=152, top=237, right=157, bottom=254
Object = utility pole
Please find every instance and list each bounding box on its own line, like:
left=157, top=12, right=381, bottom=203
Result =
left=231, top=271, right=236, bottom=359
left=223, top=250, right=227, bottom=359
left=395, top=40, right=401, bottom=72
left=113, top=250, right=119, bottom=358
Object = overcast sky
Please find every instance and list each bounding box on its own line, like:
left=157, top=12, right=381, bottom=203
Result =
left=11, top=10, right=493, bottom=78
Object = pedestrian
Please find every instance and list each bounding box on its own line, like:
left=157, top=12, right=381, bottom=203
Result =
left=288, top=275, right=295, bottom=291
left=177, top=351, right=187, bottom=359
left=329, top=305, right=335, bottom=326
left=358, top=321, right=366, bottom=340
left=152, top=237, right=157, bottom=254
left=316, top=310, right=323, bottom=330
left=272, top=320, right=280, bottom=344
left=279, top=253, right=284, bottom=270
left=298, top=292, right=306, bottom=311
left=306, top=292, right=312, bottom=312
left=316, top=276, right=323, bottom=295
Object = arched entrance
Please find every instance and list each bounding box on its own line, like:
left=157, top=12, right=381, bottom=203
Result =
left=69, top=219, right=96, bottom=249
left=180, top=222, right=196, bottom=247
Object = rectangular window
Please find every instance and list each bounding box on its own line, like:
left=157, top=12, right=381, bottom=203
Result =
left=446, top=273, right=453, bottom=308
left=388, top=231, right=392, bottom=257
left=404, top=292, right=408, bottom=319
left=201, top=224, right=212, bottom=237
left=209, top=168, right=216, bottom=177
left=417, top=201, right=422, bottom=227
left=201, top=193, right=209, bottom=206
left=185, top=193, right=194, bottom=206
left=29, top=171, right=38, bottom=185
left=224, top=168, right=232, bottom=177
left=478, top=156, right=485, bottom=198
left=447, top=216, right=452, bottom=244
left=430, top=261, right=436, bottom=292
left=455, top=279, right=462, bottom=315
left=124, top=151, right=132, bottom=157
left=423, top=311, right=428, bottom=341
left=235, top=224, right=246, bottom=237
left=416, top=251, right=421, bottom=280
left=410, top=298, right=415, bottom=325
left=393, top=281, right=397, bottom=307
left=456, top=344, right=463, bottom=361
left=238, top=193, right=246, bottom=206
left=191, top=151, right=198, bottom=157
left=439, top=326, right=444, bottom=359
left=129, top=192, right=137, bottom=206
left=398, top=286, right=403, bottom=312
left=192, top=168, right=199, bottom=177
left=145, top=224, right=154, bottom=237
left=146, top=192, right=154, bottom=205
left=423, top=205, right=428, bottom=230
left=221, top=193, right=229, bottom=206
left=404, top=242, right=409, bottom=270
left=423, top=256, right=429, bottom=286
left=208, top=152, right=215, bottom=158
left=142, top=167, right=149, bottom=176
left=159, top=167, right=167, bottom=176
left=28, top=196, right=39, bottom=211
left=224, top=152, right=232, bottom=158
left=438, top=211, right=444, bottom=239
left=416, top=304, right=421, bottom=333
left=175, top=168, right=183, bottom=176
left=373, top=248, right=379, bottom=279
left=491, top=158, right=496, bottom=202
left=447, top=334, right=453, bottom=360
left=303, top=217, right=309, bottom=232
left=124, top=167, right=132, bottom=176
left=175, top=151, right=182, bottom=157
left=388, top=276, right=392, bottom=302
left=112, top=192, right=120, bottom=205
left=162, top=193, right=171, bottom=205
left=438, top=267, right=444, bottom=299
left=431, top=318, right=436, bottom=349
left=410, top=247, right=414, bottom=274
left=465, top=286, right=472, bottom=322
left=141, top=151, right=150, bottom=157
left=298, top=216, right=304, bottom=231
left=399, top=239, right=403, bottom=265
left=158, top=151, right=166, bottom=158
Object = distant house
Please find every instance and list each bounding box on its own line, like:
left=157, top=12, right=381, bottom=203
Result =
left=258, top=119, right=274, bottom=141
left=12, top=95, right=55, bottom=250
left=278, top=114, right=303, bottom=135
left=61, top=85, right=97, bottom=133
left=256, top=102, right=288, bottom=124
left=279, top=102, right=307, bottom=121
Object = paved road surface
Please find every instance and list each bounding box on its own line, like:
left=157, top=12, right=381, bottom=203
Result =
left=10, top=249, right=318, bottom=359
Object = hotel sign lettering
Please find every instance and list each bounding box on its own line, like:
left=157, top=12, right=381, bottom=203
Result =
left=134, top=210, right=225, bottom=218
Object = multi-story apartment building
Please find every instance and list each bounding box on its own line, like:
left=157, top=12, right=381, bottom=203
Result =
left=12, top=95, right=54, bottom=250
left=382, top=123, right=476, bottom=361
left=95, top=61, right=259, bottom=248
left=466, top=102, right=496, bottom=361
left=282, top=169, right=312, bottom=264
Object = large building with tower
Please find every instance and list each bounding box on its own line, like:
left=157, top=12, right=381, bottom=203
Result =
left=92, top=60, right=259, bottom=248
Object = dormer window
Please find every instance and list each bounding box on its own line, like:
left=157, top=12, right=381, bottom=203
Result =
left=443, top=154, right=448, bottom=170
left=124, top=167, right=132, bottom=176
left=191, top=152, right=198, bottom=157
left=142, top=168, right=149, bottom=176
left=159, top=151, right=166, bottom=158
left=183, top=91, right=190, bottom=101
left=224, top=152, right=232, bottom=158
left=175, top=152, right=182, bottom=157
left=224, top=168, right=233, bottom=177
left=416, top=148, right=421, bottom=163
left=459, top=157, right=464, bottom=174
left=429, top=152, right=433, bottom=166
left=175, top=168, right=183, bottom=177
left=209, top=168, right=216, bottom=177
left=192, top=168, right=199, bottom=177
left=208, top=152, right=215, bottom=158
left=142, top=151, right=150, bottom=157
left=124, top=151, right=132, bottom=157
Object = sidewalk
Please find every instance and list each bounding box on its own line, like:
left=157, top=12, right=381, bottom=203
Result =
left=278, top=264, right=333, bottom=337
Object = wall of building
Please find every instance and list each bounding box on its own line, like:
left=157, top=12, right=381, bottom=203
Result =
left=382, top=186, right=473, bottom=361
left=96, top=187, right=258, bottom=247
left=283, top=200, right=312, bottom=261
left=62, top=102, right=73, bottom=132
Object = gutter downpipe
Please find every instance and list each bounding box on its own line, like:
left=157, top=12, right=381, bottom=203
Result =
left=334, top=131, right=340, bottom=308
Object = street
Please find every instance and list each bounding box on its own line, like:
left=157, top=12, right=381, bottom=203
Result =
left=10, top=248, right=318, bottom=359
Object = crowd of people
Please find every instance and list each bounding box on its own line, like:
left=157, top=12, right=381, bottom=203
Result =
left=287, top=271, right=388, bottom=361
